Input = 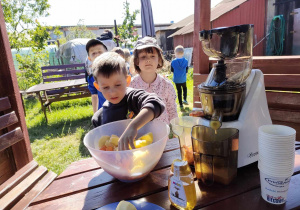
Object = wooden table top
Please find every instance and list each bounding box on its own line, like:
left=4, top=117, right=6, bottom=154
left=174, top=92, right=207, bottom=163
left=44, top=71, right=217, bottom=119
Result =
left=26, top=79, right=87, bottom=94
left=27, top=139, right=300, bottom=210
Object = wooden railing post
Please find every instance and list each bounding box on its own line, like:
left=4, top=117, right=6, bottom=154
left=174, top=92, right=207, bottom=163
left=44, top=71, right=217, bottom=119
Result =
left=193, top=0, right=211, bottom=107
left=193, top=0, right=211, bottom=74
left=0, top=3, right=33, bottom=169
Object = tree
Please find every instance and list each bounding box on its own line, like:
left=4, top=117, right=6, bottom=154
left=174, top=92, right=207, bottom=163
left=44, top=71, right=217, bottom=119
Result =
left=2, top=0, right=51, bottom=50
left=117, top=1, right=139, bottom=48
left=1, top=0, right=61, bottom=90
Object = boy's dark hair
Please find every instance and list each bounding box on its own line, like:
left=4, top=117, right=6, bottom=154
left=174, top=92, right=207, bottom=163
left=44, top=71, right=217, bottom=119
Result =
left=86, top=39, right=107, bottom=55
left=99, top=29, right=114, bottom=40
left=133, top=47, right=164, bottom=74
left=93, top=52, right=127, bottom=81
left=111, top=47, right=125, bottom=58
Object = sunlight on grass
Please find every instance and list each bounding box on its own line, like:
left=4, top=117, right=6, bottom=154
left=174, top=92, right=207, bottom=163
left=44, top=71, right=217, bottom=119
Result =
left=25, top=97, right=93, bottom=174
left=31, top=127, right=90, bottom=174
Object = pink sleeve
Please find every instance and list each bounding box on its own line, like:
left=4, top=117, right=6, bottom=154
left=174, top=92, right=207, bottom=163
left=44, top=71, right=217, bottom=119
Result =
left=166, top=82, right=178, bottom=121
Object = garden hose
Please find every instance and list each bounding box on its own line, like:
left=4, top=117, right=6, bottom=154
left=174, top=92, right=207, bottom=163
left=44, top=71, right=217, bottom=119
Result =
left=266, top=15, right=285, bottom=55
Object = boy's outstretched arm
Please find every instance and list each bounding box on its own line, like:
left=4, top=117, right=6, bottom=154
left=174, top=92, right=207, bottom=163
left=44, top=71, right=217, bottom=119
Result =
left=118, top=108, right=154, bottom=151
left=91, top=94, right=98, bottom=113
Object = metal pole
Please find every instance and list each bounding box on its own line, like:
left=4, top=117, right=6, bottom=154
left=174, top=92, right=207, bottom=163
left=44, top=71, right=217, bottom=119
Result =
left=114, top=19, right=119, bottom=47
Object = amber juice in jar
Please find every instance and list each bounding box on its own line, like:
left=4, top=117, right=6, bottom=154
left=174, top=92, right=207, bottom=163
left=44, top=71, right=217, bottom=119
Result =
left=168, top=159, right=196, bottom=210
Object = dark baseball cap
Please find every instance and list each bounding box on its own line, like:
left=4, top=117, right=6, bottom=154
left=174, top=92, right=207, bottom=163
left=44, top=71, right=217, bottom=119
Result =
left=133, top=36, right=161, bottom=52
left=86, top=38, right=107, bottom=53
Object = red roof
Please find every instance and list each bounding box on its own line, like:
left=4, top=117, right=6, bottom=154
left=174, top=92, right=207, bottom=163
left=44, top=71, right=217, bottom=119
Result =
left=168, top=0, right=248, bottom=37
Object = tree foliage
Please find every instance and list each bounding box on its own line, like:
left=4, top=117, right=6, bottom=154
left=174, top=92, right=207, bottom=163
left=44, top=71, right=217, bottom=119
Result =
left=117, top=1, right=139, bottom=48
left=2, top=0, right=52, bottom=50
left=1, top=0, right=59, bottom=90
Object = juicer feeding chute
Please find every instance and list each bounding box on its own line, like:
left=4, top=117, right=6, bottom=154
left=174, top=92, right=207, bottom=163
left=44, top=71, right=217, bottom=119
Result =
left=198, top=24, right=254, bottom=123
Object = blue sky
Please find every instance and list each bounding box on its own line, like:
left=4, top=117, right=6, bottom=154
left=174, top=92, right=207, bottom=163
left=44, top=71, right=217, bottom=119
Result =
left=38, top=0, right=222, bottom=26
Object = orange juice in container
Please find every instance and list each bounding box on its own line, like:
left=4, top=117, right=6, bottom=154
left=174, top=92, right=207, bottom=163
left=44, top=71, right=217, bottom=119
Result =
left=170, top=116, right=202, bottom=165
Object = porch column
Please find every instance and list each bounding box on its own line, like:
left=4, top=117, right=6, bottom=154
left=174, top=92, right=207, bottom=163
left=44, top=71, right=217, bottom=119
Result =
left=193, top=0, right=211, bottom=107
left=0, top=4, right=33, bottom=169
left=193, top=0, right=210, bottom=74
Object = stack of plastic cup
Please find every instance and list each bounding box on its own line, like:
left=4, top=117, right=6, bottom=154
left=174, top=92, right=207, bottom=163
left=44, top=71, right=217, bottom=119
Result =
left=258, top=124, right=296, bottom=205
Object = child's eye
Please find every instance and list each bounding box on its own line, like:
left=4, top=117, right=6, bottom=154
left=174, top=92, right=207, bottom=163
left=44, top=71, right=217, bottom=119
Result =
left=115, top=84, right=121, bottom=87
left=103, top=86, right=108, bottom=90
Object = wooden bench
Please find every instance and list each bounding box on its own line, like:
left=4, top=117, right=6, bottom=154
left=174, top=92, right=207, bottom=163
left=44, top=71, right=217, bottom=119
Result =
left=0, top=96, right=57, bottom=209
left=26, top=63, right=91, bottom=122
left=193, top=56, right=300, bottom=141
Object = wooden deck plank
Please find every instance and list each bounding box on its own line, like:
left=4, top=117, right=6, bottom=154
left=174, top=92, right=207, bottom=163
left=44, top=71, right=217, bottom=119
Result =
left=269, top=109, right=300, bottom=124
left=0, top=166, right=47, bottom=210
left=0, top=160, right=38, bottom=198
left=28, top=168, right=171, bottom=210
left=11, top=171, right=57, bottom=210
left=264, top=75, right=300, bottom=90
left=28, top=163, right=261, bottom=210
left=33, top=149, right=181, bottom=203
left=266, top=91, right=300, bottom=111
left=27, top=150, right=300, bottom=210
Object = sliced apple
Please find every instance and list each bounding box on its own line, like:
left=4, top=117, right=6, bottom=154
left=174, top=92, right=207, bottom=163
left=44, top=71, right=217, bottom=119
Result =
left=138, top=132, right=153, bottom=144
left=109, top=135, right=119, bottom=146
left=95, top=135, right=110, bottom=149
left=116, top=200, right=136, bottom=210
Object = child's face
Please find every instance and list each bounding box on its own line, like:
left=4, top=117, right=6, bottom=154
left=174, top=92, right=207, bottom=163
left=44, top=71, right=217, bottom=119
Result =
left=137, top=48, right=160, bottom=73
left=88, top=44, right=107, bottom=62
left=96, top=72, right=129, bottom=104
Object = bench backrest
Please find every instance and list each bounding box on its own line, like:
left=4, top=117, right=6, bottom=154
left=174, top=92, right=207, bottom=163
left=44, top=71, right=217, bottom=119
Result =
left=0, top=97, right=25, bottom=185
left=41, top=63, right=86, bottom=83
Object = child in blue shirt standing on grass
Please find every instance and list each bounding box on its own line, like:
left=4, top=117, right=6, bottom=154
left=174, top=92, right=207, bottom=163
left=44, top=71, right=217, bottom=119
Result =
left=171, top=45, right=189, bottom=108
left=85, top=38, right=107, bottom=113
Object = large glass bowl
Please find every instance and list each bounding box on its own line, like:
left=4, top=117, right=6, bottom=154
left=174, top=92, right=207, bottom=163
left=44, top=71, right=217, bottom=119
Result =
left=84, top=119, right=170, bottom=182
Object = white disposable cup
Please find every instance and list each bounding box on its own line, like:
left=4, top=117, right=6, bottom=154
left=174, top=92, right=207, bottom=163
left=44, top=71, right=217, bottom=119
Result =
left=258, top=161, right=294, bottom=177
left=259, top=159, right=294, bottom=168
left=259, top=165, right=294, bottom=176
left=259, top=161, right=295, bottom=170
left=258, top=138, right=295, bottom=146
left=259, top=132, right=296, bottom=138
left=258, top=142, right=295, bottom=150
left=259, top=170, right=291, bottom=205
left=259, top=156, right=295, bottom=167
left=258, top=151, right=295, bottom=161
left=259, top=125, right=296, bottom=137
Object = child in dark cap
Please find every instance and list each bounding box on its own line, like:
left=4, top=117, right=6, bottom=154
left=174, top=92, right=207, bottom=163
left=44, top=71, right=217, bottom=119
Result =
left=85, top=38, right=108, bottom=113
left=92, top=52, right=165, bottom=150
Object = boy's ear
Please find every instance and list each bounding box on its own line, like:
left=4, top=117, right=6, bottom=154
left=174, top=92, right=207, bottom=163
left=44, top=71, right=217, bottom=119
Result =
left=93, top=81, right=101, bottom=92
left=126, top=75, right=131, bottom=86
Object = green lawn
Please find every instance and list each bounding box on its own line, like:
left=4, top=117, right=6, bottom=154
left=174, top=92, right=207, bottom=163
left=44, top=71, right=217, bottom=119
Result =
left=26, top=69, right=194, bottom=175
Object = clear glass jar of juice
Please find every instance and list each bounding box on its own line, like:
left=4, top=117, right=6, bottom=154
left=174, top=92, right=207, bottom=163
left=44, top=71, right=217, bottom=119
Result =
left=168, top=159, right=197, bottom=210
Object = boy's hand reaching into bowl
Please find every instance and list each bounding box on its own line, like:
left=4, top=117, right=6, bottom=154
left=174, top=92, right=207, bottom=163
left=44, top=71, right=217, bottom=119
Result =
left=118, top=124, right=137, bottom=150
left=118, top=108, right=155, bottom=151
